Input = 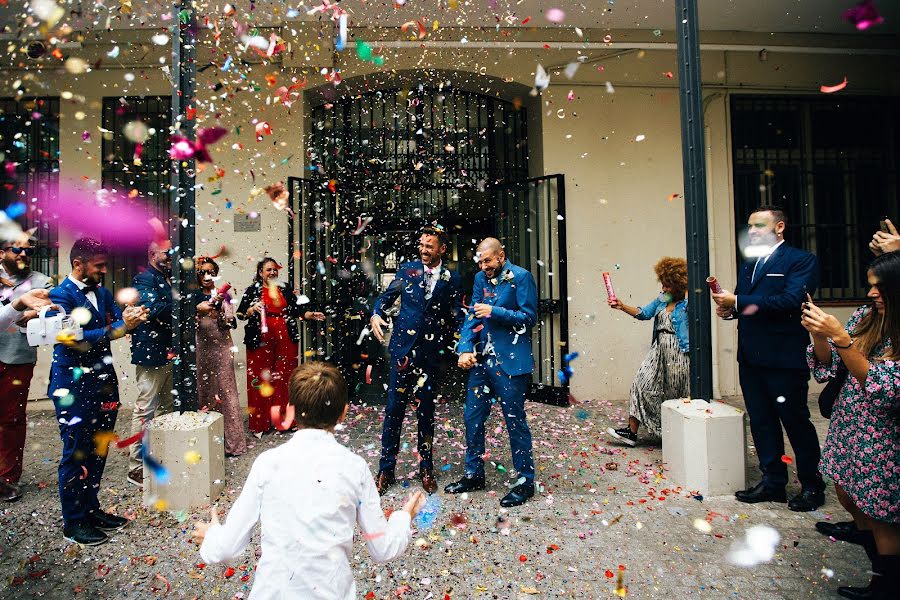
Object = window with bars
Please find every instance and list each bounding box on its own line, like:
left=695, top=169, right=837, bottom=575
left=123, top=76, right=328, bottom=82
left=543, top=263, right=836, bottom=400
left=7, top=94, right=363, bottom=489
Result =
left=100, top=96, right=171, bottom=291
left=731, top=95, right=899, bottom=302
left=0, top=97, right=60, bottom=279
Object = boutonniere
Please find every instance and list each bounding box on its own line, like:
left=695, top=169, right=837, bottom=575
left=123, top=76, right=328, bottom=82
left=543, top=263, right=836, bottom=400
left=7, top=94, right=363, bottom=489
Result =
left=502, top=270, right=514, bottom=283
left=440, top=269, right=451, bottom=282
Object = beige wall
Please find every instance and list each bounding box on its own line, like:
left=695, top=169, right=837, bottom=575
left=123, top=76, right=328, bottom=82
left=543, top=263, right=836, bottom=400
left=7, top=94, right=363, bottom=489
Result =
left=9, top=29, right=898, bottom=403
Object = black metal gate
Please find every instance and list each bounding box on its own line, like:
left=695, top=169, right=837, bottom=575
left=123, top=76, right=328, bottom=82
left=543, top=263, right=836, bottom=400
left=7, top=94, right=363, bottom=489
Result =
left=495, top=175, right=569, bottom=405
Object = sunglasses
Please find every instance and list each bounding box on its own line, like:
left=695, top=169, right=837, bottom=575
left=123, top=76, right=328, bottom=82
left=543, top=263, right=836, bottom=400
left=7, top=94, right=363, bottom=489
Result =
left=4, top=247, right=35, bottom=256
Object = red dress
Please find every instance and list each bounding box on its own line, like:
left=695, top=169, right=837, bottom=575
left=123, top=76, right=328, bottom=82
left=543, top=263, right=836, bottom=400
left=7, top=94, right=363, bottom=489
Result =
left=246, top=286, right=299, bottom=433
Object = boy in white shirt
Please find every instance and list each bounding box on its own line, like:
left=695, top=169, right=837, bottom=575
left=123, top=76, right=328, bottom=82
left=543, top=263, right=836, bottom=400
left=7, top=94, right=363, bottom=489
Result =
left=192, top=361, right=425, bottom=600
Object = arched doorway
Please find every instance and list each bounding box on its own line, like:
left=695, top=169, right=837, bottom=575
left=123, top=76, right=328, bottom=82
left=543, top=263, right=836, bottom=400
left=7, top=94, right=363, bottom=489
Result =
left=289, top=82, right=568, bottom=405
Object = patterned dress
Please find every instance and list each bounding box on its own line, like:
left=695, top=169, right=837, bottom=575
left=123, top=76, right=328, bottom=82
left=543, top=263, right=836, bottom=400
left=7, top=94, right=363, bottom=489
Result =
left=808, top=306, right=900, bottom=523
left=628, top=309, right=690, bottom=438
left=197, top=294, right=248, bottom=456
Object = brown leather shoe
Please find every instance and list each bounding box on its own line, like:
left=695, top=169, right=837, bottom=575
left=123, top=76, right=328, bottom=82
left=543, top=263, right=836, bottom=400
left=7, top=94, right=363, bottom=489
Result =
left=376, top=471, right=395, bottom=496
left=420, top=468, right=437, bottom=494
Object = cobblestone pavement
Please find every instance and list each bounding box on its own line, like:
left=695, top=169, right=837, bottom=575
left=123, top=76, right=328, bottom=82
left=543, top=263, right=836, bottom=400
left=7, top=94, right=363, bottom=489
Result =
left=1, top=396, right=865, bottom=600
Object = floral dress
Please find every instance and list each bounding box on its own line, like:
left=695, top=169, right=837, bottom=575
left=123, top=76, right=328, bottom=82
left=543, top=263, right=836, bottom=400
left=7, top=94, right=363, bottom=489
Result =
left=807, top=306, right=900, bottom=523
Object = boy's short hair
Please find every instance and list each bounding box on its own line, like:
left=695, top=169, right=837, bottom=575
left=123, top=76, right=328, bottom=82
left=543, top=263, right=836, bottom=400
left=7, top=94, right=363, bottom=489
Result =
left=288, top=362, right=348, bottom=429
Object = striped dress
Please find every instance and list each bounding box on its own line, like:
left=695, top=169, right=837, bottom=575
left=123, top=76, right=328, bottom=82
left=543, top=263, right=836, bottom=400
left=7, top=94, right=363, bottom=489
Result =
left=628, top=309, right=690, bottom=438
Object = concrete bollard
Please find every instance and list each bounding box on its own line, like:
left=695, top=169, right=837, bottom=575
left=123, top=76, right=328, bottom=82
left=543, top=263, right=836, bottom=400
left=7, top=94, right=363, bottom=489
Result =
left=661, top=399, right=747, bottom=497
left=143, top=411, right=226, bottom=512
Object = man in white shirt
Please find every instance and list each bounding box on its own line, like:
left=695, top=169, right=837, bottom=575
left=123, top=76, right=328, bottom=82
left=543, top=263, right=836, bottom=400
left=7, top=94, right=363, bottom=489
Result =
left=192, top=362, right=425, bottom=600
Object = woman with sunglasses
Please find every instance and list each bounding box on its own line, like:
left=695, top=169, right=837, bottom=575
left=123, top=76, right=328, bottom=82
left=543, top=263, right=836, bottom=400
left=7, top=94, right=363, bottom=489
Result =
left=802, top=251, right=900, bottom=600
left=237, top=258, right=325, bottom=437
left=195, top=257, right=246, bottom=456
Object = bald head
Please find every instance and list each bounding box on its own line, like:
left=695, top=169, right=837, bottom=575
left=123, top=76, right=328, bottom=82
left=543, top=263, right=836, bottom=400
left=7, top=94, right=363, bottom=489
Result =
left=475, top=237, right=506, bottom=279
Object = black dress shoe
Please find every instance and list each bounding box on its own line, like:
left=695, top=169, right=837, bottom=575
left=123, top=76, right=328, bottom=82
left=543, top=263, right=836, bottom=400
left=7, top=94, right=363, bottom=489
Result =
left=376, top=471, right=396, bottom=496
left=500, top=482, right=535, bottom=507
left=815, top=520, right=871, bottom=545
left=837, top=584, right=874, bottom=600
left=735, top=482, right=787, bottom=504
left=1, top=481, right=22, bottom=502
left=63, top=522, right=109, bottom=546
left=444, top=474, right=486, bottom=494
left=788, top=488, right=825, bottom=512
left=87, top=510, right=129, bottom=531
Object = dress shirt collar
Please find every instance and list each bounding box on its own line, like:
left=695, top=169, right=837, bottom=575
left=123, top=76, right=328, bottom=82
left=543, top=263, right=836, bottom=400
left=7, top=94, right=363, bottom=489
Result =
left=67, top=274, right=90, bottom=290
left=423, top=261, right=442, bottom=275
left=288, top=428, right=336, bottom=444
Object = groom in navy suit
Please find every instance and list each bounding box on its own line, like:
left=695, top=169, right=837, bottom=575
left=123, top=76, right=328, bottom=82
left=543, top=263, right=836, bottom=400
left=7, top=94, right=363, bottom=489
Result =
left=445, top=237, right=539, bottom=507
left=370, top=226, right=462, bottom=494
left=712, top=205, right=825, bottom=512
left=48, top=238, right=147, bottom=545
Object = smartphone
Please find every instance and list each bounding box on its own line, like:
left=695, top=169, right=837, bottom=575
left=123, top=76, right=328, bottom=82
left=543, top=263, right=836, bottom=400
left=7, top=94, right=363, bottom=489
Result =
left=880, top=216, right=891, bottom=233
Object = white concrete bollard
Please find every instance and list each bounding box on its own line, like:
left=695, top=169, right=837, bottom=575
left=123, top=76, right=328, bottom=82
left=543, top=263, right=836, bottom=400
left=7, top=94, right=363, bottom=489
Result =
left=143, top=411, right=226, bottom=512
left=661, top=399, right=747, bottom=497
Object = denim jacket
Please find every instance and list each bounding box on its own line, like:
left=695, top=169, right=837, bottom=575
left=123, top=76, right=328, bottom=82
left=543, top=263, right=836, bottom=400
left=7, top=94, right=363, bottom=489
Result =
left=635, top=295, right=689, bottom=353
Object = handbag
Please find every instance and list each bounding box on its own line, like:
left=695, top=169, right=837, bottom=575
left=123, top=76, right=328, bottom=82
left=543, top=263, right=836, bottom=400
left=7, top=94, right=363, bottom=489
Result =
left=818, top=365, right=848, bottom=419
left=26, top=305, right=83, bottom=347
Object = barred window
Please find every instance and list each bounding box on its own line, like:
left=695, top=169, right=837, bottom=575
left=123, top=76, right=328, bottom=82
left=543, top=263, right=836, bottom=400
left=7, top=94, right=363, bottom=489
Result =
left=0, top=97, right=60, bottom=279
left=731, top=95, right=900, bottom=302
left=100, top=96, right=171, bottom=291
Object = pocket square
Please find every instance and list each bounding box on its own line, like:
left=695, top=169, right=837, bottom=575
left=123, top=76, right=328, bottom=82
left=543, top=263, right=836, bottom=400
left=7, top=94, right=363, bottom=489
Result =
left=765, top=273, right=785, bottom=277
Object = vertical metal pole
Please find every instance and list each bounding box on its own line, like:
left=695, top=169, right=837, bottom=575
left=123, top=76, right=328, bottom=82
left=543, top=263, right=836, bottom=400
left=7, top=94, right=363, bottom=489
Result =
left=676, top=0, right=713, bottom=400
left=170, top=0, right=197, bottom=411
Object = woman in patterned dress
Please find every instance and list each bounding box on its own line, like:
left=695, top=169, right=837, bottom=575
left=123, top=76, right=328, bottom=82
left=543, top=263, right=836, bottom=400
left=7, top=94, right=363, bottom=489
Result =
left=803, top=251, right=900, bottom=600
left=196, top=257, right=247, bottom=457
left=606, top=257, right=690, bottom=446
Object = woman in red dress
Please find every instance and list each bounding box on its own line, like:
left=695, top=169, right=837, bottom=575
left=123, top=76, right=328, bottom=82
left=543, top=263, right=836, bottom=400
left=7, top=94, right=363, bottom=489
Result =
left=237, top=258, right=324, bottom=436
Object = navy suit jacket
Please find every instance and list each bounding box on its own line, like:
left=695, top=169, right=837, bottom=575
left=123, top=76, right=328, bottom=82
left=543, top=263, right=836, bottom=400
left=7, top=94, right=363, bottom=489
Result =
left=734, top=242, right=818, bottom=371
left=458, top=261, right=538, bottom=377
left=372, top=261, right=463, bottom=366
left=130, top=266, right=173, bottom=366
left=48, top=277, right=124, bottom=372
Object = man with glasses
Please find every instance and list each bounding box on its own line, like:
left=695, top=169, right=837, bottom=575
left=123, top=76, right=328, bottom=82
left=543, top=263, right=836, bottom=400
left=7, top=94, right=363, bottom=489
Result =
left=127, top=240, right=174, bottom=488
left=0, top=234, right=52, bottom=502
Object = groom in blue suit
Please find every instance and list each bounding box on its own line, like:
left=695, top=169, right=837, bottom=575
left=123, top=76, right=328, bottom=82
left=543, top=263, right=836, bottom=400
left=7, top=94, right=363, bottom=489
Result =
left=445, top=237, right=538, bottom=507
left=48, top=238, right=146, bottom=545
left=370, top=226, right=462, bottom=494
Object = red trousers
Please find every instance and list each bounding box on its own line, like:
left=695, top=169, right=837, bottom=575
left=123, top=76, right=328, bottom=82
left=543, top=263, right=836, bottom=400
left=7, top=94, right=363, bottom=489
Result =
left=0, top=362, right=35, bottom=485
left=246, top=317, right=298, bottom=433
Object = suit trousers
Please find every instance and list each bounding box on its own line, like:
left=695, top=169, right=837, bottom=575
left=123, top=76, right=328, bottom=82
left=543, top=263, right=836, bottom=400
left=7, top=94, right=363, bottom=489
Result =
left=463, top=359, right=535, bottom=482
left=130, top=364, right=174, bottom=468
left=0, top=362, right=35, bottom=485
left=378, top=360, right=437, bottom=474
left=739, top=365, right=823, bottom=490
left=246, top=316, right=298, bottom=433
left=51, top=366, right=119, bottom=525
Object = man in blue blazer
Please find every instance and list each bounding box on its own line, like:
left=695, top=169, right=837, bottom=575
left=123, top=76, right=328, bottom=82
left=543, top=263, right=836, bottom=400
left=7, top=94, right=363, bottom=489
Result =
left=444, top=237, right=538, bottom=507
left=370, top=226, right=463, bottom=494
left=713, top=205, right=825, bottom=511
left=127, top=241, right=174, bottom=487
left=49, top=238, right=146, bottom=545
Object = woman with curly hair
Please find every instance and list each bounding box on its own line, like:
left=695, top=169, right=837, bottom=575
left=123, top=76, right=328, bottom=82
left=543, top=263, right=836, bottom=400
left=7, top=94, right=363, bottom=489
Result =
left=802, top=251, right=900, bottom=600
left=606, top=257, right=690, bottom=446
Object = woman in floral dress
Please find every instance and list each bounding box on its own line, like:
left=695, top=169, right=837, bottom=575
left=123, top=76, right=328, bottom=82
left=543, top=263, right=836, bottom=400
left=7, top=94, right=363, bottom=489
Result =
left=803, top=251, right=900, bottom=600
left=196, top=258, right=247, bottom=457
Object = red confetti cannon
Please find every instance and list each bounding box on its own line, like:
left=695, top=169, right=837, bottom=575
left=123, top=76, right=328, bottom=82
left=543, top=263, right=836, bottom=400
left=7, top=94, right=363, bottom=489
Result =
left=602, top=272, right=617, bottom=303
left=706, top=276, right=723, bottom=294
left=210, top=283, right=232, bottom=308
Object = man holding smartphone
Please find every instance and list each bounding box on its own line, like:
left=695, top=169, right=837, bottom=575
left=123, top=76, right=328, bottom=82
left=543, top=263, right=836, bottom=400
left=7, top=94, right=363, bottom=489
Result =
left=711, top=205, right=825, bottom=512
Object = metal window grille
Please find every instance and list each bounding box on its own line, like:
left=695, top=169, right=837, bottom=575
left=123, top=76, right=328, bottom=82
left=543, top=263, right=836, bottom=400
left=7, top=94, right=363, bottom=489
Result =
left=100, top=96, right=172, bottom=291
left=731, top=95, right=899, bottom=302
left=0, top=97, right=60, bottom=278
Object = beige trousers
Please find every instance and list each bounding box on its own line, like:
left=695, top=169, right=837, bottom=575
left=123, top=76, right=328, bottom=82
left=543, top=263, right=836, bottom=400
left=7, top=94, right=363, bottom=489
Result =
left=129, top=364, right=174, bottom=468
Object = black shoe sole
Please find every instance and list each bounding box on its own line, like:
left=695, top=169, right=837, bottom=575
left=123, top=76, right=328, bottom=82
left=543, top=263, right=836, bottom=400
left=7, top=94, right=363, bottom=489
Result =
left=63, top=534, right=109, bottom=546
left=735, top=495, right=787, bottom=504
left=444, top=483, right=486, bottom=494
left=91, top=521, right=128, bottom=531
left=500, top=496, right=533, bottom=508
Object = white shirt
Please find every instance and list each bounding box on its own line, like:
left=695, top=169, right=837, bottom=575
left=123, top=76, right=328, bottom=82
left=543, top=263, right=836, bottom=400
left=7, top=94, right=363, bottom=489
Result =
left=751, top=239, right=786, bottom=282
left=199, top=429, right=412, bottom=600
left=67, top=274, right=98, bottom=310
left=0, top=303, right=24, bottom=331
left=423, top=260, right=442, bottom=299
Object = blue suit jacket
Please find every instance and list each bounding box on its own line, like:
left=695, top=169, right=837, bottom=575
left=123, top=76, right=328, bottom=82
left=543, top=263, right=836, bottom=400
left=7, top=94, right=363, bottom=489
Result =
left=458, top=261, right=538, bottom=377
left=372, top=261, right=463, bottom=366
left=48, top=277, right=124, bottom=371
left=130, top=266, right=173, bottom=366
left=734, top=242, right=818, bottom=371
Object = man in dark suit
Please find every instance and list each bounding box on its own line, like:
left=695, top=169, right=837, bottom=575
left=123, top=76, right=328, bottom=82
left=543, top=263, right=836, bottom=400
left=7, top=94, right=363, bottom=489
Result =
left=49, top=238, right=146, bottom=545
left=445, top=237, right=539, bottom=507
left=127, top=240, right=174, bottom=487
left=370, top=226, right=462, bottom=494
left=713, top=205, right=826, bottom=511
